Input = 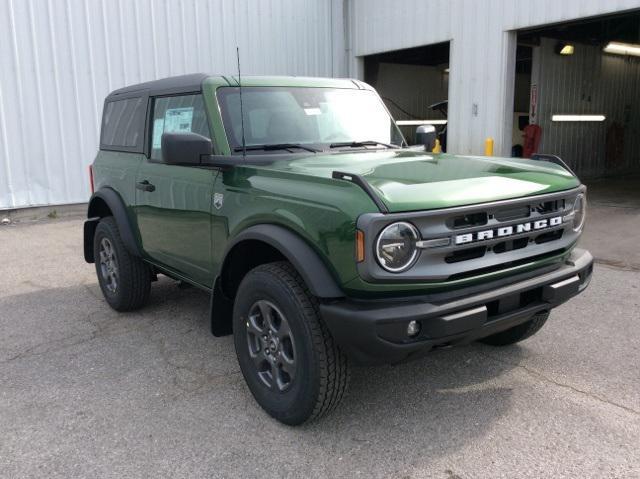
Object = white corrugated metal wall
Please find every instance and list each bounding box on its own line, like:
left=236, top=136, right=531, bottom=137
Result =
left=0, top=0, right=345, bottom=209
left=348, top=0, right=640, bottom=158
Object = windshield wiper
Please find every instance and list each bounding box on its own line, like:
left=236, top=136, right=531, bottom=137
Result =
left=329, top=140, right=399, bottom=149
left=233, top=143, right=320, bottom=153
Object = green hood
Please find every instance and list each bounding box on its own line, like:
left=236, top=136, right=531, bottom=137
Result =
left=260, top=150, right=580, bottom=212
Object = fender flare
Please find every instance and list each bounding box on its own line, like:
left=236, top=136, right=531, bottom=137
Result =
left=220, top=224, right=345, bottom=299
left=84, top=188, right=142, bottom=263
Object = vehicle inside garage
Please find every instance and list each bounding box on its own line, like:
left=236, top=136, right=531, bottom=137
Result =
left=363, top=42, right=450, bottom=149
left=513, top=11, right=640, bottom=179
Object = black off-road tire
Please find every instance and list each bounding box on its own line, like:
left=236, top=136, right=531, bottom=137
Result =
left=479, top=311, right=550, bottom=346
left=93, top=217, right=151, bottom=311
left=233, top=261, right=350, bottom=425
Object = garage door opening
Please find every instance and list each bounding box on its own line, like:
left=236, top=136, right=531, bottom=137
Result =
left=512, top=10, right=640, bottom=179
left=364, top=42, right=450, bottom=150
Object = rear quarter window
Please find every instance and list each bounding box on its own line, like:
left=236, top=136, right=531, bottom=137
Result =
left=100, top=97, right=147, bottom=152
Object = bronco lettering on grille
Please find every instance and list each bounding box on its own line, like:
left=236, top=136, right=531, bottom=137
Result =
left=455, top=216, right=563, bottom=245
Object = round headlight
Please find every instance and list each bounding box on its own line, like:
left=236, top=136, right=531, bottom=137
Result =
left=572, top=193, right=586, bottom=232
left=375, top=222, right=420, bottom=273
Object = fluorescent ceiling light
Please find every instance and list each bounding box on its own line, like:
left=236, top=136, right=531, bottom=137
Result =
left=396, top=120, right=448, bottom=126
left=559, top=44, right=574, bottom=55
left=552, top=114, right=606, bottom=122
left=555, top=42, right=575, bottom=55
left=603, top=41, right=640, bottom=57
left=560, top=45, right=574, bottom=55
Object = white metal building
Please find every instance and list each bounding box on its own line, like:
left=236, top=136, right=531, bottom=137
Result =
left=1, top=0, right=639, bottom=210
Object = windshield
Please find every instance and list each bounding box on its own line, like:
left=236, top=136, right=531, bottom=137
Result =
left=217, top=86, right=405, bottom=152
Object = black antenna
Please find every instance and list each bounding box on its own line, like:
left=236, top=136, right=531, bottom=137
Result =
left=236, top=46, right=246, bottom=159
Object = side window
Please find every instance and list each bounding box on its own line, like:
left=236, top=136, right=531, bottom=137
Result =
left=101, top=97, right=146, bottom=150
left=150, top=94, right=211, bottom=161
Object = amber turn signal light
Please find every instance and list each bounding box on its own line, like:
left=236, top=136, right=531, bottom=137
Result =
left=355, top=230, right=365, bottom=262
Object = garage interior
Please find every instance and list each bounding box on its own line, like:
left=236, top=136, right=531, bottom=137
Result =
left=513, top=11, right=640, bottom=266
left=513, top=10, right=640, bottom=180
left=363, top=42, right=450, bottom=149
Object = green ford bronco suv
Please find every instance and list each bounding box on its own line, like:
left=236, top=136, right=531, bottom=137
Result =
left=85, top=73, right=593, bottom=425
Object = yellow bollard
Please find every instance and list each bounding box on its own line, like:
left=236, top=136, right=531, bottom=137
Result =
left=432, top=139, right=442, bottom=153
left=484, top=137, right=494, bottom=156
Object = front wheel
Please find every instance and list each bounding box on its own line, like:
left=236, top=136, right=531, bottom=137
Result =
left=233, top=261, right=349, bottom=425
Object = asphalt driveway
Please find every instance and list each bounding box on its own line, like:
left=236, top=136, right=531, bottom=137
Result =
left=1, top=213, right=639, bottom=478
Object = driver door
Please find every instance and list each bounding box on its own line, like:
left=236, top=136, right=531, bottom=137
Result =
left=134, top=93, right=217, bottom=288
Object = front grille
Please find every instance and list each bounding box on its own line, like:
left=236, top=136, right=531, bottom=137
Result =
left=447, top=248, right=566, bottom=281
left=493, top=205, right=530, bottom=222
left=445, top=224, right=565, bottom=263
left=446, top=226, right=561, bottom=263
left=357, top=186, right=583, bottom=283
left=445, top=246, right=486, bottom=264
left=448, top=212, right=488, bottom=229
left=440, top=196, right=570, bottom=273
left=534, top=199, right=563, bottom=214
left=440, top=192, right=575, bottom=278
left=535, top=229, right=564, bottom=244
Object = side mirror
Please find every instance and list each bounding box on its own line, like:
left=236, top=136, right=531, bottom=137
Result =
left=161, top=132, right=212, bottom=165
left=415, top=125, right=437, bottom=151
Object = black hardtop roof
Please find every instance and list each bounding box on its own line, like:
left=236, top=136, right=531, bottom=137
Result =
left=105, top=73, right=212, bottom=100
left=105, top=73, right=369, bottom=102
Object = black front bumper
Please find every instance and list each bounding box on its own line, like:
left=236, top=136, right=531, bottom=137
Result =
left=320, top=249, right=593, bottom=365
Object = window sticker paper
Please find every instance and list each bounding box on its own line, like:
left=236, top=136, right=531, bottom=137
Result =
left=164, top=107, right=194, bottom=133
left=152, top=118, right=164, bottom=149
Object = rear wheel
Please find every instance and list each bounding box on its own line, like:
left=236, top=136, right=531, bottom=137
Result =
left=233, top=261, right=349, bottom=425
left=479, top=311, right=550, bottom=346
left=93, top=217, right=151, bottom=311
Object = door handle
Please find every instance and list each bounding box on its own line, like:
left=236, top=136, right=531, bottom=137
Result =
left=136, top=180, right=155, bottom=192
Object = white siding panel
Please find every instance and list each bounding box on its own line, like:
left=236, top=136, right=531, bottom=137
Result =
left=0, top=0, right=338, bottom=209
